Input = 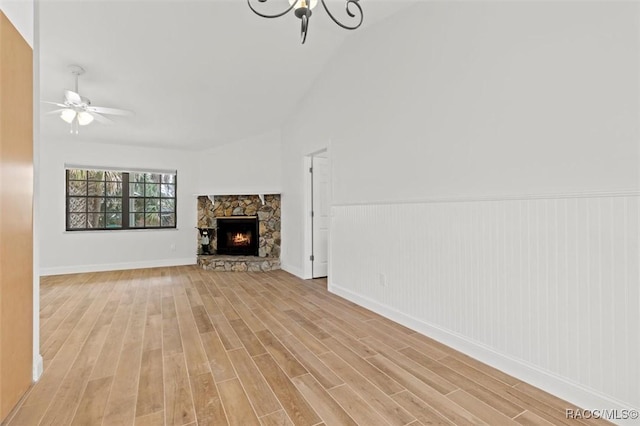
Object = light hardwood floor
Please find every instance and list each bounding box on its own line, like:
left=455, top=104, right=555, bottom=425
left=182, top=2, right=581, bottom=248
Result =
left=4, top=266, right=610, bottom=426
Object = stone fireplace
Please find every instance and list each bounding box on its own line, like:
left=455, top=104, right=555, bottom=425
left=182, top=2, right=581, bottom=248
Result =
left=196, top=194, right=281, bottom=271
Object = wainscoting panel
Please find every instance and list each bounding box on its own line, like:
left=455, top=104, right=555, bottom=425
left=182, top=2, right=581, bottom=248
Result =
left=330, top=194, right=639, bottom=411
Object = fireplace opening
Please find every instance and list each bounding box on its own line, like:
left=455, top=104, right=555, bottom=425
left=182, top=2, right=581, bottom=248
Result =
left=216, top=216, right=259, bottom=256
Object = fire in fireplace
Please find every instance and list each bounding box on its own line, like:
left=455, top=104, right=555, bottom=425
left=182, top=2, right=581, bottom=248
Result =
left=216, top=216, right=259, bottom=256
left=231, top=232, right=251, bottom=246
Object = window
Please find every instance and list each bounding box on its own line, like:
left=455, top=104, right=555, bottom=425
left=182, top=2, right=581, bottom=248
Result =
left=66, top=168, right=177, bottom=231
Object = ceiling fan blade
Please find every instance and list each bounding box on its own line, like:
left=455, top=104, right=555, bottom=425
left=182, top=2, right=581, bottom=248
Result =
left=90, top=112, right=114, bottom=125
left=64, top=90, right=83, bottom=105
left=42, top=101, right=68, bottom=108
left=87, top=106, right=134, bottom=116
left=44, top=108, right=67, bottom=115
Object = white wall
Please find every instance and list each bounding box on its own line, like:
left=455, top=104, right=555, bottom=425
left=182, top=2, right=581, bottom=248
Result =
left=0, top=0, right=33, bottom=47
left=39, top=139, right=198, bottom=275
left=39, top=130, right=283, bottom=274
left=282, top=0, right=639, bottom=416
left=196, top=129, right=282, bottom=195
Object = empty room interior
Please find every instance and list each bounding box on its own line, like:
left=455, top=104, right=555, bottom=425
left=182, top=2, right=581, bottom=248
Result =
left=0, top=0, right=639, bottom=425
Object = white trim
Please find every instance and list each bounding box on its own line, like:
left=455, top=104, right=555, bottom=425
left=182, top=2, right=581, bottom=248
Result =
left=304, top=148, right=331, bottom=280
left=302, top=156, right=313, bottom=279
left=280, top=262, right=304, bottom=279
left=63, top=227, right=181, bottom=235
left=332, top=189, right=640, bottom=207
left=64, top=164, right=177, bottom=174
left=40, top=257, right=196, bottom=276
left=193, top=190, right=282, bottom=197
left=32, top=354, right=43, bottom=382
left=329, top=282, right=640, bottom=421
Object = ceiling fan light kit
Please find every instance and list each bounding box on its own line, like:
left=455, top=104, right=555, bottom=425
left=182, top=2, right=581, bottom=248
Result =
left=60, top=108, right=77, bottom=124
left=43, top=64, right=134, bottom=135
left=248, top=0, right=363, bottom=44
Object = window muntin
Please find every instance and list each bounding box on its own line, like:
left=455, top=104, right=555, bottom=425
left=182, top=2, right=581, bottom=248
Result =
left=65, top=168, right=177, bottom=231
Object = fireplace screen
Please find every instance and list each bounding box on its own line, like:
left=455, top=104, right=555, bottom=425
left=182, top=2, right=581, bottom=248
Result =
left=216, top=216, right=259, bottom=256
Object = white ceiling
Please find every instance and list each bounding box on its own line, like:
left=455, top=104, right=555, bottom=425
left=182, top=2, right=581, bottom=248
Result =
left=39, top=0, right=414, bottom=150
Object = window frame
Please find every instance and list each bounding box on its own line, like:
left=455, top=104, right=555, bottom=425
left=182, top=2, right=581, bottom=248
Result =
left=65, top=167, right=178, bottom=231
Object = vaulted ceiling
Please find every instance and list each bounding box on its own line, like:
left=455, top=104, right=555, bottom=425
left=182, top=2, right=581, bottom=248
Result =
left=39, top=0, right=414, bottom=150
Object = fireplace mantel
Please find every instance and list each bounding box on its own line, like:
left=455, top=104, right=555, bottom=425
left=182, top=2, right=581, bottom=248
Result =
left=193, top=189, right=281, bottom=197
left=194, top=190, right=281, bottom=206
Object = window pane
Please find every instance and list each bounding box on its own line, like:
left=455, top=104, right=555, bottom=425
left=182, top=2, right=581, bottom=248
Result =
left=145, top=183, right=160, bottom=197
left=161, top=198, right=175, bottom=212
left=106, top=182, right=122, bottom=196
left=131, top=213, right=145, bottom=227
left=131, top=172, right=146, bottom=183
left=106, top=198, right=122, bottom=212
left=68, top=213, right=86, bottom=229
left=145, top=173, right=161, bottom=183
left=66, top=169, right=176, bottom=231
left=68, top=197, right=86, bottom=213
left=88, top=181, right=105, bottom=196
left=145, top=213, right=160, bottom=227
left=87, top=213, right=105, bottom=228
left=68, top=181, right=87, bottom=196
left=68, top=169, right=87, bottom=180
left=162, top=174, right=176, bottom=184
left=88, top=170, right=104, bottom=181
left=161, top=184, right=175, bottom=198
left=145, top=198, right=160, bottom=212
left=130, top=198, right=145, bottom=212
left=106, top=213, right=122, bottom=228
left=130, top=182, right=144, bottom=197
left=87, top=197, right=106, bottom=212
left=161, top=213, right=175, bottom=227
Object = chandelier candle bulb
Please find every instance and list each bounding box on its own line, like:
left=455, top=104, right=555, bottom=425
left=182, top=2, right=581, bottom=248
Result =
left=289, top=0, right=317, bottom=10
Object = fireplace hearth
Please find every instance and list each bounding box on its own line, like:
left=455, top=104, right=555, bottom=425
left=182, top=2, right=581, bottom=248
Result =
left=216, top=216, right=259, bottom=256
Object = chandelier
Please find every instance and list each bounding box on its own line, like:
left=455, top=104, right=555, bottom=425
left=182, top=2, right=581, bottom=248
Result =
left=248, top=0, right=363, bottom=44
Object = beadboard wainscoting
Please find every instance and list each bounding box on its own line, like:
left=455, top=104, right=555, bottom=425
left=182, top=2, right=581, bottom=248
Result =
left=330, top=193, right=639, bottom=416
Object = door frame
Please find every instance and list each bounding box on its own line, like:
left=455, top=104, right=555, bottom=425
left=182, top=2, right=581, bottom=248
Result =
left=303, top=148, right=330, bottom=280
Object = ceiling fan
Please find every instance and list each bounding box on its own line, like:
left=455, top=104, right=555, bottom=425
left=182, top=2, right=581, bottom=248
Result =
left=43, top=65, right=134, bottom=134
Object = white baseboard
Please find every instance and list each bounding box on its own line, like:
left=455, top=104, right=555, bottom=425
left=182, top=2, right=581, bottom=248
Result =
left=280, top=262, right=305, bottom=279
left=329, top=282, right=639, bottom=425
left=40, top=257, right=196, bottom=276
left=33, top=353, right=43, bottom=382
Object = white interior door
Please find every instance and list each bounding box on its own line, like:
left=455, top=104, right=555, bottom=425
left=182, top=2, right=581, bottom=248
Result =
left=312, top=156, right=329, bottom=278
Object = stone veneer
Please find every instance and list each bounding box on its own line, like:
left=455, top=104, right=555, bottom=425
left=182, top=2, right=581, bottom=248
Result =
left=197, top=255, right=281, bottom=272
left=197, top=194, right=281, bottom=271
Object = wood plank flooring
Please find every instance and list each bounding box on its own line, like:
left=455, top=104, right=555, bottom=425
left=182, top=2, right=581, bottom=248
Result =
left=4, top=266, right=610, bottom=425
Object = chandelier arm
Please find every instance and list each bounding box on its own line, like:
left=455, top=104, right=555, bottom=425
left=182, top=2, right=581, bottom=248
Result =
left=319, top=0, right=363, bottom=30
left=247, top=0, right=298, bottom=19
